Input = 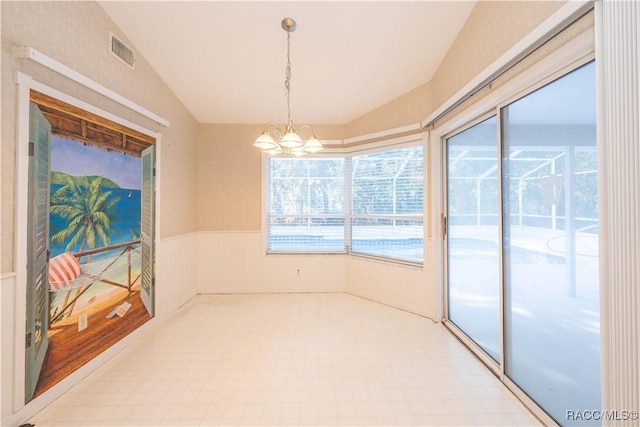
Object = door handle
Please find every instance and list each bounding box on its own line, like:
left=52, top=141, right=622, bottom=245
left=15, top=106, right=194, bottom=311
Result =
left=441, top=214, right=447, bottom=241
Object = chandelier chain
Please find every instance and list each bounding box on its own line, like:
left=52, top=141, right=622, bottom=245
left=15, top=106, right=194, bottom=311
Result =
left=285, top=29, right=292, bottom=128
left=253, top=18, right=323, bottom=156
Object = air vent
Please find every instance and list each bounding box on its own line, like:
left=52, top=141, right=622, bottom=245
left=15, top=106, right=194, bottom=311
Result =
left=109, top=32, right=135, bottom=69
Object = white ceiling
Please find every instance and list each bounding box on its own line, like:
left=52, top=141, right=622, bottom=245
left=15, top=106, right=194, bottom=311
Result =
left=99, top=1, right=476, bottom=125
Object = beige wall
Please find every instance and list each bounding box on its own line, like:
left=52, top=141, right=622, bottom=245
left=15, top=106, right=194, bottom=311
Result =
left=198, top=123, right=344, bottom=231
left=342, top=1, right=566, bottom=138
left=451, top=9, right=594, bottom=126
left=1, top=1, right=199, bottom=274
left=197, top=233, right=347, bottom=294
left=343, top=82, right=431, bottom=139
left=430, top=0, right=566, bottom=109
left=197, top=124, right=264, bottom=231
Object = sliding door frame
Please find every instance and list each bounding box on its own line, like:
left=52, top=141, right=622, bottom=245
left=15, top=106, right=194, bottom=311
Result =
left=441, top=110, right=504, bottom=379
left=431, top=26, right=595, bottom=427
left=497, top=57, right=597, bottom=427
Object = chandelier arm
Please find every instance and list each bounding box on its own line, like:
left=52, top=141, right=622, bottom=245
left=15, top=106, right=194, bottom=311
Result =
left=299, top=124, right=315, bottom=139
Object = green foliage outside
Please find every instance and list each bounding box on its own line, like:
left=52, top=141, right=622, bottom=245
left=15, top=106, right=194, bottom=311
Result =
left=269, top=147, right=424, bottom=221
left=447, top=148, right=598, bottom=226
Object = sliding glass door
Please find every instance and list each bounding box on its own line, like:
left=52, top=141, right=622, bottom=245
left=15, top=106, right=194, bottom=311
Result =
left=502, top=61, right=599, bottom=425
left=445, top=61, right=599, bottom=425
left=446, top=116, right=500, bottom=362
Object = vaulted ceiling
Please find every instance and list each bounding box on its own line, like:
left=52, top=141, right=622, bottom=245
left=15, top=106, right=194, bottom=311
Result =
left=99, top=1, right=476, bottom=125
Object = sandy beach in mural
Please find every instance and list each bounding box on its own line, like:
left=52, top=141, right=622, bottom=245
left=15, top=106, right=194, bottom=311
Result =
left=50, top=277, right=141, bottom=328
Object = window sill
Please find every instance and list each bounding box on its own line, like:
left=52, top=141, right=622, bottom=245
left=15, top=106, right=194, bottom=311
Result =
left=265, top=250, right=424, bottom=269
left=347, top=252, right=423, bottom=269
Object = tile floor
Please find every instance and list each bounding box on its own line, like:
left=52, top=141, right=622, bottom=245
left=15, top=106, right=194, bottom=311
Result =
left=29, top=293, right=541, bottom=426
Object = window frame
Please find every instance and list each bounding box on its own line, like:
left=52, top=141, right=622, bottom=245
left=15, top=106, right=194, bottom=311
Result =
left=265, top=154, right=348, bottom=255
left=263, top=138, right=426, bottom=266
left=348, top=144, right=425, bottom=265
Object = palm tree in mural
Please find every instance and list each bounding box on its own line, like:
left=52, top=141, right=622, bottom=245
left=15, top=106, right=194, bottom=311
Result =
left=51, top=176, right=120, bottom=252
left=129, top=221, right=141, bottom=241
left=50, top=176, right=120, bottom=319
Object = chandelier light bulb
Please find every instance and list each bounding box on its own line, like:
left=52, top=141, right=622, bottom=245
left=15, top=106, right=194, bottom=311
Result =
left=254, top=131, right=277, bottom=149
left=280, top=131, right=303, bottom=148
left=265, top=145, right=283, bottom=155
left=290, top=146, right=306, bottom=157
left=303, top=137, right=324, bottom=153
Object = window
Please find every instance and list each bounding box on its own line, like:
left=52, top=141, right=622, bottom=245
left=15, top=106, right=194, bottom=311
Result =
left=266, top=144, right=424, bottom=264
left=267, top=157, right=346, bottom=252
left=351, top=146, right=424, bottom=262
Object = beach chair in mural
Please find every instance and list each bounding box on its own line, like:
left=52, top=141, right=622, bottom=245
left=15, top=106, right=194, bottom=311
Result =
left=47, top=241, right=143, bottom=324
left=48, top=252, right=81, bottom=291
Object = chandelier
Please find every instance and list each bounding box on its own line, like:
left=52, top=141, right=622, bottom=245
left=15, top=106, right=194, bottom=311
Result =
left=254, top=18, right=323, bottom=156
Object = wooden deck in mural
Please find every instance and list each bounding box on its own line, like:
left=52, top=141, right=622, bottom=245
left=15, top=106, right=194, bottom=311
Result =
left=34, top=289, right=151, bottom=397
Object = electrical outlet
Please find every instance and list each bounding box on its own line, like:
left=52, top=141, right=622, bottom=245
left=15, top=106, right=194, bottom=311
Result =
left=78, top=313, right=88, bottom=332
left=297, top=269, right=301, bottom=276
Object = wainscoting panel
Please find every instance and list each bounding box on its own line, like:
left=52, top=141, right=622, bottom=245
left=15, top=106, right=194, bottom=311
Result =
left=345, top=248, right=434, bottom=319
left=1, top=273, right=17, bottom=424
left=155, top=232, right=199, bottom=315
left=197, top=232, right=346, bottom=294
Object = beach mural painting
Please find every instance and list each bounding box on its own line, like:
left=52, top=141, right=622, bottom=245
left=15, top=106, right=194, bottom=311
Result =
left=25, top=99, right=154, bottom=401
left=48, top=137, right=143, bottom=323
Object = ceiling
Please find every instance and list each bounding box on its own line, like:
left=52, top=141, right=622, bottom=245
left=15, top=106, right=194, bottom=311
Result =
left=99, top=1, right=476, bottom=125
